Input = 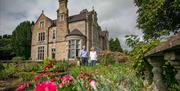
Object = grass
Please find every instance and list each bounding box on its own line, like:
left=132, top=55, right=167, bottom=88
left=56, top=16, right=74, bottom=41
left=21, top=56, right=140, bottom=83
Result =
left=69, top=63, right=143, bottom=91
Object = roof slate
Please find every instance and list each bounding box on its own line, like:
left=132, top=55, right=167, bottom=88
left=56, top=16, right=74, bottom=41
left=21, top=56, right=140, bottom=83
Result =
left=49, top=13, right=87, bottom=27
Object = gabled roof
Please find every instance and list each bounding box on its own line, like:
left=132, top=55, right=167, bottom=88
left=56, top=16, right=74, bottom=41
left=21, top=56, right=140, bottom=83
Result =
left=50, top=13, right=87, bottom=26
left=37, top=9, right=95, bottom=27
left=34, top=11, right=52, bottom=25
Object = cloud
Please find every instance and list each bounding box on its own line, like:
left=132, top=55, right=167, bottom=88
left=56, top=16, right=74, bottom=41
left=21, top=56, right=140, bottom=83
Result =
left=0, top=0, right=143, bottom=50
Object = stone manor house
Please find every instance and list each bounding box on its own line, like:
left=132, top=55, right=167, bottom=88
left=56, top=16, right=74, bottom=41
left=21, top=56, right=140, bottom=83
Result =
left=31, top=0, right=109, bottom=61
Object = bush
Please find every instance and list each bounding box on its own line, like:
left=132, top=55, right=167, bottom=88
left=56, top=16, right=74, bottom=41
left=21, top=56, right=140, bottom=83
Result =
left=98, top=51, right=129, bottom=65
left=0, top=62, right=5, bottom=72
left=0, top=63, right=16, bottom=80
left=12, top=57, right=25, bottom=62
left=18, top=72, right=35, bottom=82
left=18, top=62, right=42, bottom=72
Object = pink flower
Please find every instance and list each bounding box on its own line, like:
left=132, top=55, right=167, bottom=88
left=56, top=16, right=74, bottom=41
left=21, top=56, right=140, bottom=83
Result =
left=59, top=83, right=64, bottom=88
left=35, top=81, right=57, bottom=91
left=89, top=80, right=97, bottom=90
left=16, top=82, right=29, bottom=91
left=61, top=75, right=73, bottom=84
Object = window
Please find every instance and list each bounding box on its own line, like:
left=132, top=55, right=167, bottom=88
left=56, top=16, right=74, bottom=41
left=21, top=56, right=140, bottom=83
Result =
left=38, top=32, right=45, bottom=42
left=52, top=30, right=56, bottom=39
left=40, top=21, right=45, bottom=28
left=37, top=46, right=44, bottom=60
left=60, top=14, right=64, bottom=21
left=68, top=40, right=80, bottom=59
left=51, top=48, right=56, bottom=59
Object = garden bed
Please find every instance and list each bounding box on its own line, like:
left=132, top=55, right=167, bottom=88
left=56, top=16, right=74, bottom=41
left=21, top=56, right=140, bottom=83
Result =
left=0, top=60, right=145, bottom=91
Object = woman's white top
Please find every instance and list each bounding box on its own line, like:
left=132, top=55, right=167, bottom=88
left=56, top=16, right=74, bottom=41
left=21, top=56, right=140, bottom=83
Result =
left=90, top=51, right=97, bottom=60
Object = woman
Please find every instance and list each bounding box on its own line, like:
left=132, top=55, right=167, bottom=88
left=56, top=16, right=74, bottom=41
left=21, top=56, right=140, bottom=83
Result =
left=89, top=47, right=97, bottom=66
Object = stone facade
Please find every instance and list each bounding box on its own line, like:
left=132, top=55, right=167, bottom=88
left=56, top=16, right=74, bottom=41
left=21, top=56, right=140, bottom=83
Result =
left=31, top=0, right=109, bottom=61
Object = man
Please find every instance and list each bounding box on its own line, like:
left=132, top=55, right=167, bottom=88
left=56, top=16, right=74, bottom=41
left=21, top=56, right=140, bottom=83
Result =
left=80, top=46, right=88, bottom=66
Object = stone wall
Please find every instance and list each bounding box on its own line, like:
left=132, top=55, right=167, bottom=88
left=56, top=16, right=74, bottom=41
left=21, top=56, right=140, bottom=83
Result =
left=69, top=21, right=86, bottom=35
left=31, top=13, right=52, bottom=61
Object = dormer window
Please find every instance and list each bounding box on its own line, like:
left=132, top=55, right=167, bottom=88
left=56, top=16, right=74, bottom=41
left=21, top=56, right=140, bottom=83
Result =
left=40, top=21, right=45, bottom=28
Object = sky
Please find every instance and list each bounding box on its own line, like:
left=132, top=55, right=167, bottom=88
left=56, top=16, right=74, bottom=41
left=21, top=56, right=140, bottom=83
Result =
left=0, top=0, right=143, bottom=50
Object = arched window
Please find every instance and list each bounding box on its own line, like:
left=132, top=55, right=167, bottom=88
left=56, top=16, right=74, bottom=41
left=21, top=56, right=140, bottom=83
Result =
left=60, top=14, right=64, bottom=21
left=40, top=21, right=45, bottom=28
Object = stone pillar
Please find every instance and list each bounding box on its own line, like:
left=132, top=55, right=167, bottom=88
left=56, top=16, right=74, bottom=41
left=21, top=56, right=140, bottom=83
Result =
left=147, top=57, right=167, bottom=91
left=165, top=52, right=180, bottom=86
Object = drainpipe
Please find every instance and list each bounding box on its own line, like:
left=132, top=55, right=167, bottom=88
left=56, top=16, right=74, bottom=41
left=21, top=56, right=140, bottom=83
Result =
left=47, top=27, right=50, bottom=59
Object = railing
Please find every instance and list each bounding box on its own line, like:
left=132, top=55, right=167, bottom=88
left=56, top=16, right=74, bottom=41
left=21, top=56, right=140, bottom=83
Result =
left=0, top=60, right=41, bottom=63
left=144, top=32, right=180, bottom=91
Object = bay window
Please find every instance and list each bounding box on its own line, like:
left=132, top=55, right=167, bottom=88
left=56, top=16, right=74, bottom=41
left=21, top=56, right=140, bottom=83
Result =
left=68, top=40, right=80, bottom=59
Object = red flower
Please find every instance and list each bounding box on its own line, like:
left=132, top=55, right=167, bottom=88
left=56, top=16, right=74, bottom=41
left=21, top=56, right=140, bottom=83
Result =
left=16, top=82, right=29, bottom=91
left=77, top=73, right=85, bottom=79
left=43, top=65, right=51, bottom=71
left=34, top=73, right=43, bottom=81
left=35, top=81, right=57, bottom=91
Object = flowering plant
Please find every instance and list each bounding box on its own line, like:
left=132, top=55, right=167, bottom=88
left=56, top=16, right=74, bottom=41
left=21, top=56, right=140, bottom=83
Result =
left=16, top=60, right=75, bottom=91
left=76, top=72, right=97, bottom=91
left=16, top=82, right=30, bottom=91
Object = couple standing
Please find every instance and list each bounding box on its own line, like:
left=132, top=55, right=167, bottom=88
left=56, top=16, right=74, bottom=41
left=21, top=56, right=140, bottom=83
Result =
left=80, top=46, right=97, bottom=66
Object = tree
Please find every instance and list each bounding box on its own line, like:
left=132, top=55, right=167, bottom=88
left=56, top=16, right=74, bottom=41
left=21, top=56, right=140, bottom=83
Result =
left=114, top=38, right=123, bottom=52
left=0, top=36, right=15, bottom=60
left=11, top=21, right=34, bottom=60
left=125, top=35, right=140, bottom=48
left=109, top=38, right=114, bottom=51
left=134, top=0, right=180, bottom=40
left=2, top=34, right=11, bottom=39
left=109, top=38, right=123, bottom=52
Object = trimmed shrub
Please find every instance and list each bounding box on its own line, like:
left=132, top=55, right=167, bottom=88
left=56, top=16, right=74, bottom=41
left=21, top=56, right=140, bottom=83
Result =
left=98, top=51, right=129, bottom=65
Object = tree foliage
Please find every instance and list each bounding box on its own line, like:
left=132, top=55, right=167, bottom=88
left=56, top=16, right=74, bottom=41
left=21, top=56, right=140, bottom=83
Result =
left=135, top=0, right=180, bottom=40
left=109, top=38, right=123, bottom=52
left=0, top=35, right=15, bottom=60
left=11, top=21, right=34, bottom=60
